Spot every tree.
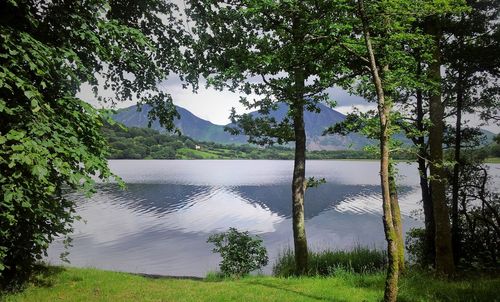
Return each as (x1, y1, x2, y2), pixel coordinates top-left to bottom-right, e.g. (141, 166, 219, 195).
(365, 0, 481, 272)
(454, 158, 500, 267)
(0, 0, 187, 289)
(319, 0, 418, 297)
(424, 14, 456, 276)
(355, 1, 405, 299)
(185, 0, 354, 275)
(325, 110, 406, 276)
(351, 0, 469, 278)
(337, 0, 466, 298)
(440, 0, 500, 265)
(421, 0, 487, 276)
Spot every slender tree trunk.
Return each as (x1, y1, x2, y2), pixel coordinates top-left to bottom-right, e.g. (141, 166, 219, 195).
(416, 84, 435, 267)
(359, 1, 399, 300)
(291, 66, 308, 275)
(389, 164, 405, 273)
(451, 80, 463, 266)
(418, 157, 435, 265)
(380, 116, 399, 302)
(425, 18, 455, 276)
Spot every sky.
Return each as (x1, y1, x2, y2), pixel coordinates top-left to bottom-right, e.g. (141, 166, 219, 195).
(77, 74, 499, 134)
(76, 0, 377, 127)
(78, 74, 374, 126)
(77, 0, 499, 134)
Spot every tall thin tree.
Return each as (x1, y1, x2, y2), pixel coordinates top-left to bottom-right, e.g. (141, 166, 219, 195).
(357, 1, 399, 298)
(185, 0, 354, 274)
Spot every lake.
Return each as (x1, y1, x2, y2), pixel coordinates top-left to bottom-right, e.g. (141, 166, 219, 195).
(47, 160, 499, 277)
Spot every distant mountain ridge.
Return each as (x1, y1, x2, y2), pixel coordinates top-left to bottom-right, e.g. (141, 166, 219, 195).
(111, 103, 370, 150)
(112, 105, 243, 144)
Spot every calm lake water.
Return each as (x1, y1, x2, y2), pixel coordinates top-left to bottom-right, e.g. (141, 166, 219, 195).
(47, 160, 500, 276)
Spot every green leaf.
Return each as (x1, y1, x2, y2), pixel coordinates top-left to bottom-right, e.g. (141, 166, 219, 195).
(32, 165, 48, 178)
(6, 130, 25, 141)
(31, 99, 40, 112)
(24, 90, 37, 100)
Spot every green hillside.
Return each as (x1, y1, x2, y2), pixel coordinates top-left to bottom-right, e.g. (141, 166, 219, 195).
(103, 122, 500, 161)
(102, 122, 385, 160)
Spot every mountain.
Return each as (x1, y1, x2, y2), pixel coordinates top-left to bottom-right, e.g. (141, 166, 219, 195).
(112, 103, 372, 150)
(252, 103, 372, 150)
(112, 105, 245, 144)
(481, 129, 497, 144)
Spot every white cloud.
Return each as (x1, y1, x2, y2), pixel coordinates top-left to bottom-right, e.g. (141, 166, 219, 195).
(335, 104, 377, 115)
(159, 77, 254, 125)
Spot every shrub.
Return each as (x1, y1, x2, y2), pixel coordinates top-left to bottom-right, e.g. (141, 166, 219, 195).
(273, 246, 387, 277)
(207, 227, 268, 277)
(405, 228, 427, 267)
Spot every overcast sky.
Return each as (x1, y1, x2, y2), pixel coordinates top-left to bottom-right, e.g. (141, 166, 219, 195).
(77, 74, 499, 134)
(78, 75, 375, 123)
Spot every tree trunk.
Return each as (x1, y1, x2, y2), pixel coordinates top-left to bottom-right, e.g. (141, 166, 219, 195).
(291, 67, 308, 275)
(359, 1, 399, 300)
(416, 85, 435, 267)
(425, 18, 455, 276)
(380, 118, 399, 302)
(451, 79, 463, 266)
(419, 157, 436, 266)
(389, 164, 405, 273)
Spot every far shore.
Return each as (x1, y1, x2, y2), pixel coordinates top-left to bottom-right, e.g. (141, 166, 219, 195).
(106, 157, 500, 163)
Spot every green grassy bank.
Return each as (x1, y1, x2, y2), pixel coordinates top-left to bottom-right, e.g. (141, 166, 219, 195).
(485, 157, 500, 163)
(3, 267, 499, 302)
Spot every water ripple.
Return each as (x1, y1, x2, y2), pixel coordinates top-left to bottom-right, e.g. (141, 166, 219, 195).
(334, 187, 422, 217)
(48, 161, 499, 277)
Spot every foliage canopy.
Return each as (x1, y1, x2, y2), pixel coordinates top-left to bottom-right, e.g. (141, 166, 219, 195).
(0, 0, 188, 289)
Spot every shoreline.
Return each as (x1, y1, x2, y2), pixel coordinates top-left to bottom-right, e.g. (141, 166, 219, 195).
(105, 157, 500, 163)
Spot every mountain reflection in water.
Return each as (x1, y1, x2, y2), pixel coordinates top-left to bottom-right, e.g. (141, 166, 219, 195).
(48, 160, 431, 276)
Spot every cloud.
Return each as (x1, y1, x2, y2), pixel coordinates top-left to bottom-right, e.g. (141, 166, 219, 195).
(159, 76, 255, 125)
(325, 87, 367, 107)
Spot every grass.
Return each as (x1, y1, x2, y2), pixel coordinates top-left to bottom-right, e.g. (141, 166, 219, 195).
(485, 157, 500, 163)
(273, 247, 387, 276)
(175, 147, 248, 159)
(2, 266, 500, 302)
(176, 147, 222, 159)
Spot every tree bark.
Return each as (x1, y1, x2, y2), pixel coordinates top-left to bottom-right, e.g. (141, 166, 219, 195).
(359, 1, 399, 300)
(291, 62, 308, 275)
(380, 118, 399, 302)
(425, 17, 455, 276)
(451, 72, 466, 266)
(389, 164, 405, 273)
(416, 84, 436, 267)
(451, 79, 463, 266)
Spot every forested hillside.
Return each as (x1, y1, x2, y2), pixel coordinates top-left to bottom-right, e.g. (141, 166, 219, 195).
(103, 122, 499, 161)
(102, 122, 388, 160)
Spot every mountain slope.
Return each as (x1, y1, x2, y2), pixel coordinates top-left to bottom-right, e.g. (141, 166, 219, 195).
(112, 103, 371, 150)
(246, 103, 372, 150)
(113, 105, 246, 144)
